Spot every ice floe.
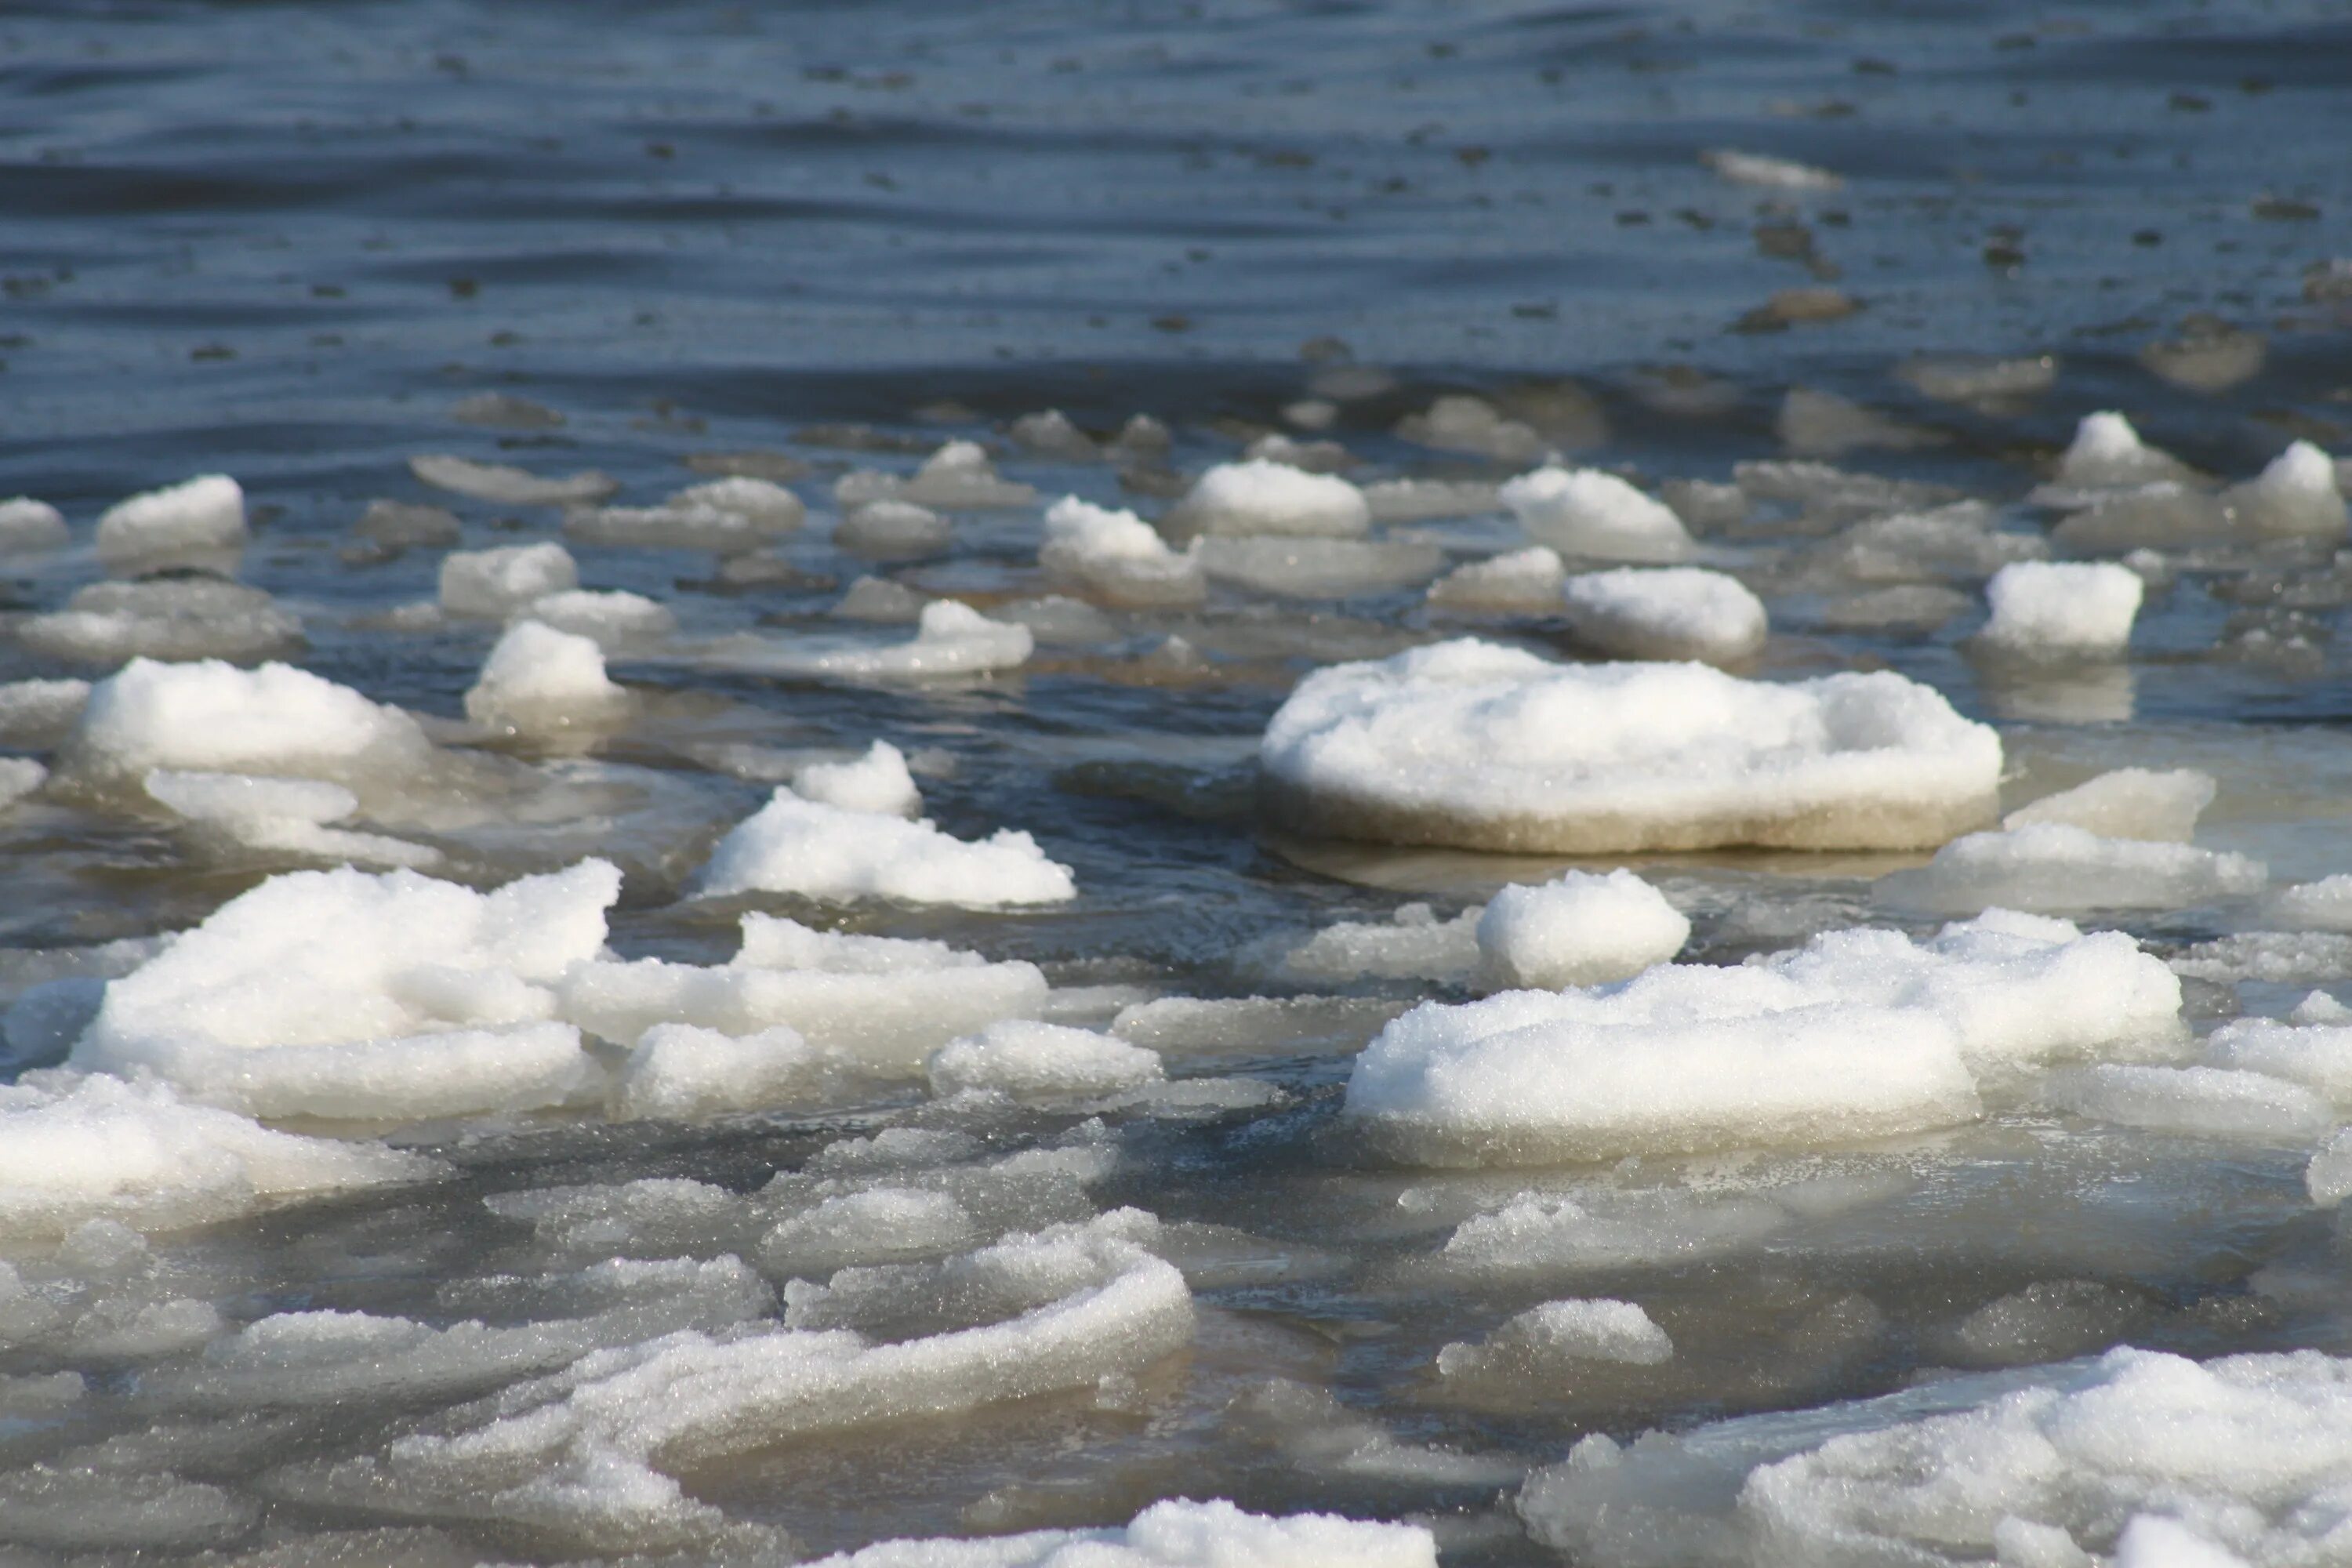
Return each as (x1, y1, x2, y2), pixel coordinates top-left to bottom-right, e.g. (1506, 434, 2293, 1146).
(1977, 561, 2143, 659)
(698, 792, 1074, 906)
(464, 620, 630, 734)
(19, 578, 302, 665)
(62, 659, 432, 790)
(1163, 459, 1370, 539)
(439, 541, 580, 619)
(1499, 467, 1695, 562)
(1040, 495, 1206, 606)
(805, 1499, 1436, 1567)
(94, 474, 246, 564)
(1475, 869, 1690, 989)
(1560, 567, 1768, 663)
(1881, 824, 2265, 914)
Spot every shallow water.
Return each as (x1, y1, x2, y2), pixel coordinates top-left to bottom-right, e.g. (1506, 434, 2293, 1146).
(5, 1, 2352, 1563)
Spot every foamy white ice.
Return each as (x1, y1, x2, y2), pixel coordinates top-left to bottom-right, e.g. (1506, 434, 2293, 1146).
(1882, 824, 2265, 914)
(2005, 768, 2215, 842)
(1039, 496, 1205, 606)
(94, 475, 247, 562)
(806, 1499, 1437, 1568)
(1476, 869, 1690, 989)
(66, 659, 431, 788)
(440, 542, 580, 618)
(1978, 562, 2143, 658)
(793, 740, 923, 817)
(667, 476, 807, 531)
(698, 792, 1074, 906)
(2276, 873, 2352, 932)
(464, 621, 628, 733)
(1259, 640, 2002, 853)
(1165, 459, 1370, 539)
(928, 1020, 1164, 1100)
(1501, 468, 1696, 562)
(1561, 568, 1768, 663)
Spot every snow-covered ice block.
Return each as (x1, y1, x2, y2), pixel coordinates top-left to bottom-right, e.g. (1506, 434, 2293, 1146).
(1164, 459, 1370, 539)
(73, 860, 619, 1120)
(94, 475, 247, 562)
(1499, 468, 1694, 562)
(439, 542, 579, 618)
(1437, 1299, 1673, 1382)
(1425, 546, 1566, 613)
(2038, 411, 2199, 503)
(793, 740, 923, 817)
(2221, 439, 2347, 540)
(464, 621, 629, 733)
(929, 1020, 1163, 1100)
(1561, 568, 1768, 664)
(0, 497, 68, 553)
(20, 578, 303, 664)
(1259, 640, 2002, 853)
(66, 659, 431, 786)
(699, 792, 1073, 906)
(615, 1023, 826, 1120)
(1476, 869, 1690, 989)
(2051, 1064, 2327, 1140)
(409, 455, 616, 506)
(1978, 561, 2142, 658)
(1039, 496, 1205, 607)
(1882, 824, 2265, 914)
(0, 1073, 430, 1236)
(2004, 768, 2215, 843)
(804, 1499, 1437, 1568)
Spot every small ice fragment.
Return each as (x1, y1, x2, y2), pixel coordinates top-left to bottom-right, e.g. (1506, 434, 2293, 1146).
(1476, 869, 1690, 988)
(2205, 1016, 2352, 1102)
(1977, 561, 2142, 658)
(0, 497, 69, 553)
(927, 1020, 1163, 1099)
(2220, 439, 2347, 540)
(1395, 394, 1548, 462)
(1426, 546, 1566, 613)
(439, 541, 580, 618)
(835, 440, 1036, 510)
(835, 499, 953, 557)
(1499, 467, 1694, 561)
(354, 499, 461, 549)
(1039, 495, 1205, 606)
(0, 758, 45, 811)
(1196, 535, 1444, 597)
(1436, 1299, 1673, 1380)
(833, 575, 931, 622)
(564, 502, 763, 554)
(792, 740, 922, 818)
(697, 792, 1075, 906)
(1283, 904, 1483, 985)
(797, 600, 1033, 680)
(517, 588, 675, 647)
(2048, 411, 2199, 495)
(1700, 147, 1842, 189)
(1163, 459, 1370, 539)
(94, 474, 247, 562)
(143, 768, 436, 869)
(1560, 567, 1768, 664)
(66, 658, 431, 786)
(1010, 408, 1098, 459)
(464, 620, 629, 733)
(665, 476, 806, 532)
(2004, 769, 2215, 843)
(408, 455, 617, 506)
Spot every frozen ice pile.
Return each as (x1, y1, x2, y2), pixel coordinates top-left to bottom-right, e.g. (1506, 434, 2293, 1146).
(464, 621, 629, 734)
(1882, 824, 2265, 914)
(63, 659, 432, 789)
(1522, 1347, 2352, 1568)
(1560, 567, 1769, 663)
(791, 740, 924, 816)
(1977, 561, 2143, 658)
(1346, 910, 2179, 1164)
(93, 474, 247, 563)
(440, 542, 580, 618)
(1499, 467, 1695, 561)
(1476, 869, 1690, 989)
(1164, 459, 1370, 539)
(1259, 639, 2002, 852)
(1039, 496, 1206, 606)
(806, 1499, 1437, 1567)
(697, 789, 1074, 906)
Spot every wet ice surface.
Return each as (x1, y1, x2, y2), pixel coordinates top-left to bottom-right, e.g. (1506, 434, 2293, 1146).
(6, 0, 2352, 1562)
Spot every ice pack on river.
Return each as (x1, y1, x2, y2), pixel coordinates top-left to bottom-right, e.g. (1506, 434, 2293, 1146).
(2, 0, 2350, 1563)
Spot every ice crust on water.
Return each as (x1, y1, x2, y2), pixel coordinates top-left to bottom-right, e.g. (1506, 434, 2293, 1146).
(439, 542, 579, 618)
(1259, 640, 2002, 853)
(1163, 459, 1370, 539)
(1561, 568, 1769, 664)
(1425, 546, 1567, 612)
(2005, 768, 2216, 842)
(0, 497, 68, 552)
(72, 861, 619, 1120)
(793, 740, 924, 816)
(1978, 562, 2143, 658)
(1347, 911, 2178, 1164)
(93, 474, 247, 562)
(20, 578, 303, 664)
(1499, 467, 1696, 561)
(65, 659, 430, 788)
(1039, 496, 1206, 606)
(698, 789, 1073, 906)
(1437, 1298, 1674, 1383)
(1523, 1347, 2352, 1568)
(0, 1073, 430, 1236)
(463, 621, 628, 733)
(1882, 824, 2266, 914)
(929, 1020, 1164, 1100)
(804, 1499, 1437, 1568)
(1476, 869, 1690, 989)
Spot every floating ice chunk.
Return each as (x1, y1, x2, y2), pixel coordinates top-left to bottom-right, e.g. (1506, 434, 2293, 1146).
(804, 601, 1033, 679)
(1881, 824, 2266, 914)
(837, 440, 1037, 510)
(837, 499, 953, 557)
(1283, 903, 1483, 984)
(74, 860, 619, 1120)
(1243, 432, 1350, 473)
(376, 1216, 1192, 1545)
(1900, 354, 2059, 408)
(94, 474, 247, 562)
(20, 577, 304, 664)
(1425, 546, 1566, 613)
(1010, 408, 1098, 460)
(2205, 1017, 2352, 1102)
(1818, 503, 2046, 586)
(1039, 495, 1205, 607)
(1476, 869, 1690, 989)
(1700, 148, 1842, 190)
(1778, 388, 1940, 458)
(1499, 468, 1694, 562)
(1736, 459, 1958, 522)
(465, 621, 628, 734)
(792, 740, 922, 817)
(0, 678, 89, 742)
(615, 1023, 826, 1120)
(143, 769, 437, 869)
(1562, 568, 1768, 664)
(734, 913, 987, 975)
(928, 1020, 1163, 1100)
(698, 791, 1073, 906)
(1820, 584, 1972, 632)
(666, 476, 806, 532)
(0, 497, 68, 553)
(1260, 640, 2002, 853)
(834, 575, 931, 622)
(1164, 459, 1370, 539)
(804, 1499, 1438, 1568)
(1978, 562, 2142, 658)
(1196, 535, 1444, 597)
(517, 588, 675, 647)
(1396, 394, 1548, 462)
(1437, 1299, 1673, 1383)
(564, 502, 763, 554)
(2042, 411, 2200, 499)
(2005, 768, 2216, 843)
(1446, 1189, 1792, 1272)
(2220, 439, 2348, 540)
(0, 1073, 429, 1237)
(2171, 931, 2352, 986)
(409, 455, 617, 506)
(1363, 477, 1503, 524)
(2052, 1064, 2327, 1140)
(2276, 874, 2352, 932)
(2307, 1129, 2352, 1206)
(439, 542, 579, 618)
(0, 758, 45, 811)
(2293, 990, 2352, 1025)
(354, 498, 462, 550)
(2049, 485, 2229, 554)
(67, 658, 431, 787)
(763, 1187, 979, 1275)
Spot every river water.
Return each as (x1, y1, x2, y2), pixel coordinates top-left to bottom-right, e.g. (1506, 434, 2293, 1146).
(3, 2, 2352, 1563)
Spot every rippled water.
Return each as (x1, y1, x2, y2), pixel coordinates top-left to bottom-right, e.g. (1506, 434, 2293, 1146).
(5, 1, 2352, 1563)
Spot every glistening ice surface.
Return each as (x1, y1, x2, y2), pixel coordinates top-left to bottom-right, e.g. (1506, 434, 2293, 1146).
(5, 0, 2352, 1563)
